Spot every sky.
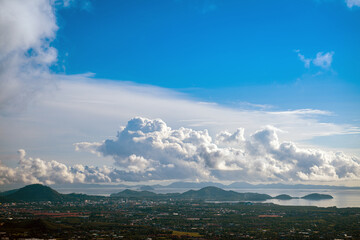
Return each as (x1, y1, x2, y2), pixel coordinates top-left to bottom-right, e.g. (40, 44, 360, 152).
(0, 0, 359, 187)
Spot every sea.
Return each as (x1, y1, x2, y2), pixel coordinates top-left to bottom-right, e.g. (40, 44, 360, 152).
(54, 187, 360, 208)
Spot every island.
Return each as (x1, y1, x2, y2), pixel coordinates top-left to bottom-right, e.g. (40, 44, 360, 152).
(302, 193, 334, 200)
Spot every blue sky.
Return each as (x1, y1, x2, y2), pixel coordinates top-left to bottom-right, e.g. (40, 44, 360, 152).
(0, 0, 359, 186)
(53, 0, 360, 121)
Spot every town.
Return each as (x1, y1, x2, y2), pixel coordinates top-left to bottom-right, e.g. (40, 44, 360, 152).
(1, 195, 359, 239)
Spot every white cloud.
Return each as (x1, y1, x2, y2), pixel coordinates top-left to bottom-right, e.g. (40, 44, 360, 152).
(0, 0, 59, 114)
(0, 149, 116, 185)
(74, 117, 214, 181)
(1, 117, 358, 184)
(56, 0, 92, 11)
(216, 128, 245, 146)
(296, 50, 311, 68)
(0, 0, 358, 186)
(346, 0, 360, 8)
(1, 77, 358, 171)
(296, 50, 334, 69)
(312, 52, 334, 69)
(74, 117, 360, 183)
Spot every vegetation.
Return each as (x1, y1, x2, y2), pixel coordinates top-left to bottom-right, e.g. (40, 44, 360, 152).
(0, 184, 336, 204)
(0, 196, 359, 239)
(274, 194, 293, 200)
(302, 193, 333, 200)
(5, 184, 64, 202)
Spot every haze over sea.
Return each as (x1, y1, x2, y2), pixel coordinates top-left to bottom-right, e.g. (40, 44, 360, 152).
(53, 186, 360, 208)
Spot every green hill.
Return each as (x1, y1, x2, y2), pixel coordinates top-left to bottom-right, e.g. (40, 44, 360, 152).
(6, 184, 64, 202)
(180, 186, 272, 201)
(1, 184, 106, 202)
(0, 184, 333, 203)
(274, 194, 293, 200)
(302, 193, 333, 200)
(180, 186, 240, 200)
(110, 186, 272, 201)
(0, 189, 19, 196)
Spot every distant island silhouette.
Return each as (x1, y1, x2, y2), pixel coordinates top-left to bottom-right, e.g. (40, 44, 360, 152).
(0, 184, 333, 203)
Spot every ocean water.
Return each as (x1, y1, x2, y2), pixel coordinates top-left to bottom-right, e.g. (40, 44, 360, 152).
(54, 187, 360, 208)
(231, 188, 360, 208)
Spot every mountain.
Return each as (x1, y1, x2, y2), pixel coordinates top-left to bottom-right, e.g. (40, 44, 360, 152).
(274, 194, 293, 200)
(183, 186, 272, 201)
(226, 182, 360, 190)
(227, 182, 256, 188)
(5, 184, 64, 202)
(180, 186, 242, 200)
(302, 193, 333, 200)
(0, 184, 106, 202)
(0, 184, 334, 203)
(165, 181, 227, 189)
(0, 189, 19, 196)
(139, 185, 155, 191)
(175, 186, 272, 201)
(110, 189, 159, 198)
(111, 186, 272, 201)
(39, 181, 359, 192)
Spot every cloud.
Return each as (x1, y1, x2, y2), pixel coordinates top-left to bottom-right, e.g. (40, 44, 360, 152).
(1, 117, 359, 185)
(296, 50, 334, 69)
(345, 0, 360, 8)
(296, 50, 311, 68)
(0, 149, 116, 185)
(0, 0, 60, 114)
(216, 129, 245, 148)
(73, 117, 360, 183)
(1, 77, 358, 170)
(0, 1, 358, 186)
(0, 0, 88, 114)
(57, 0, 92, 11)
(75, 117, 214, 181)
(312, 52, 334, 69)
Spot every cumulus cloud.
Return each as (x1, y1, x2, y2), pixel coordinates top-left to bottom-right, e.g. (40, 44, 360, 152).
(0, 0, 59, 113)
(0, 149, 115, 185)
(1, 117, 359, 184)
(74, 117, 360, 183)
(346, 0, 360, 8)
(312, 52, 334, 69)
(216, 128, 245, 146)
(296, 50, 334, 69)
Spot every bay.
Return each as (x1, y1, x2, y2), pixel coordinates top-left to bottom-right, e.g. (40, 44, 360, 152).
(54, 186, 360, 208)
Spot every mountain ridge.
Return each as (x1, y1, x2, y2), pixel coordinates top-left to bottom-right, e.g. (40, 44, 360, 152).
(0, 184, 334, 203)
(1, 184, 106, 202)
(24, 181, 358, 191)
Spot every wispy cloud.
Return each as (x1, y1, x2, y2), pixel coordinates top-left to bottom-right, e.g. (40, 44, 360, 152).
(0, 0, 358, 187)
(0, 0, 58, 114)
(345, 0, 360, 8)
(58, 0, 92, 11)
(236, 102, 274, 110)
(296, 50, 334, 70)
(295, 50, 311, 68)
(0, 0, 90, 115)
(1, 75, 357, 170)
